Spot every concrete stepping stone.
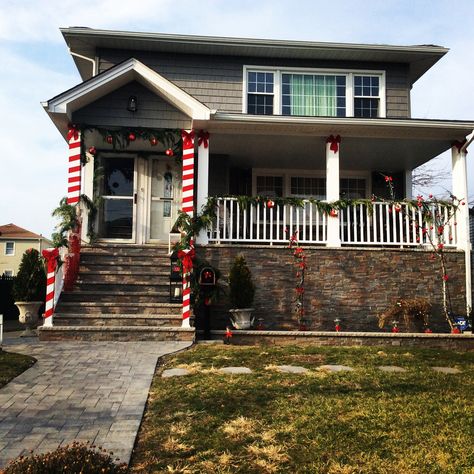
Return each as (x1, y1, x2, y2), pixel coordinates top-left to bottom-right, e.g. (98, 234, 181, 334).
(378, 366, 407, 373)
(319, 364, 354, 372)
(431, 367, 461, 374)
(219, 367, 252, 374)
(162, 368, 192, 378)
(276, 365, 309, 374)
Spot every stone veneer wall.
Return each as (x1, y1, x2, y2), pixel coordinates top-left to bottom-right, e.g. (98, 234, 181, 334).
(196, 246, 467, 333)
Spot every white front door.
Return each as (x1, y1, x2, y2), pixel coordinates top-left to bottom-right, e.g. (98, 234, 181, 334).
(147, 158, 180, 242)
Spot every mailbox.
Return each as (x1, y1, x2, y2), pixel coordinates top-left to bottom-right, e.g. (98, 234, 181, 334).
(170, 251, 182, 303)
(199, 267, 216, 286)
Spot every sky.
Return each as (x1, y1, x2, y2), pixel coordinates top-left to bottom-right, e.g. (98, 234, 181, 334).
(0, 0, 473, 238)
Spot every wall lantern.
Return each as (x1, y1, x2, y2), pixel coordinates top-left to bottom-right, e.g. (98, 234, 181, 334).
(127, 96, 138, 112)
(170, 251, 182, 303)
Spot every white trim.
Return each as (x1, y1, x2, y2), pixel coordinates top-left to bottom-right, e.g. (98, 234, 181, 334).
(45, 58, 211, 120)
(3, 269, 14, 277)
(4, 241, 15, 256)
(243, 65, 386, 118)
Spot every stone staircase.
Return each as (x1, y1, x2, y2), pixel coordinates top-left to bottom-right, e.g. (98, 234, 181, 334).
(38, 244, 195, 342)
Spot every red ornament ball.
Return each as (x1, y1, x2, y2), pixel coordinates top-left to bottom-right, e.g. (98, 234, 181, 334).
(452, 327, 461, 334)
(88, 146, 97, 155)
(150, 137, 158, 146)
(329, 209, 338, 217)
(424, 328, 433, 333)
(106, 135, 113, 144)
(128, 132, 136, 142)
(165, 148, 174, 157)
(267, 200, 275, 208)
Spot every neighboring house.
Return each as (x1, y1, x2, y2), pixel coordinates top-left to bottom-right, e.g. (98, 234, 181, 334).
(0, 224, 52, 277)
(40, 28, 473, 340)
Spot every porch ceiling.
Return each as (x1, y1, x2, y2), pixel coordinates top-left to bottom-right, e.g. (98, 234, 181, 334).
(197, 115, 474, 171)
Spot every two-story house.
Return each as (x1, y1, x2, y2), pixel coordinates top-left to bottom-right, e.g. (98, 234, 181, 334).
(40, 28, 473, 341)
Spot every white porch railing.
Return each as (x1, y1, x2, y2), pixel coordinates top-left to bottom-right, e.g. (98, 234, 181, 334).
(208, 198, 327, 244)
(207, 198, 458, 248)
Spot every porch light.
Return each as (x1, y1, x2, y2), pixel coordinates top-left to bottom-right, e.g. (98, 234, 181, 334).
(170, 251, 182, 303)
(127, 96, 138, 112)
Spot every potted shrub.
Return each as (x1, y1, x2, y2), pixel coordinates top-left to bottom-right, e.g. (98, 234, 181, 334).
(228, 254, 255, 329)
(13, 248, 46, 336)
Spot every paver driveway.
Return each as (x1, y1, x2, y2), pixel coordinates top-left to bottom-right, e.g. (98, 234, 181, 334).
(0, 335, 192, 468)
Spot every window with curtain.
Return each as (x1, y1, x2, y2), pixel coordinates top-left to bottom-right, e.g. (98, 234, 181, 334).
(282, 74, 346, 117)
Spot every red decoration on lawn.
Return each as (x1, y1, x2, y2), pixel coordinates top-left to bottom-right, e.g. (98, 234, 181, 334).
(326, 134, 341, 153)
(197, 130, 209, 148)
(224, 326, 233, 344)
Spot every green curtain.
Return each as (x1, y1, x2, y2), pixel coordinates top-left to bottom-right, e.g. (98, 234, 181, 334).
(290, 75, 336, 116)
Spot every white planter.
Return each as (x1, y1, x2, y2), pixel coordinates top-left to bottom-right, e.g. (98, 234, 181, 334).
(229, 308, 255, 330)
(15, 301, 42, 336)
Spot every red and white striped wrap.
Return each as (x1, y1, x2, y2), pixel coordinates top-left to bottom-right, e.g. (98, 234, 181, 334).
(42, 248, 59, 327)
(180, 129, 196, 327)
(181, 129, 195, 217)
(67, 125, 81, 205)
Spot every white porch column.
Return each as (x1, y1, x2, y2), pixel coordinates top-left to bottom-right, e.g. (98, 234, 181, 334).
(196, 130, 210, 245)
(404, 170, 413, 199)
(80, 149, 95, 243)
(326, 135, 341, 247)
(451, 144, 472, 314)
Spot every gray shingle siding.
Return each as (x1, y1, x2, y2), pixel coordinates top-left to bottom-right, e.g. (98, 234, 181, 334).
(98, 49, 411, 118)
(72, 81, 192, 129)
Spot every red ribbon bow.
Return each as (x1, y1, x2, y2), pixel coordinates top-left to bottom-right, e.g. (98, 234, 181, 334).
(452, 139, 468, 154)
(42, 248, 59, 273)
(67, 124, 80, 141)
(181, 130, 195, 148)
(178, 247, 195, 274)
(326, 135, 341, 153)
(198, 130, 210, 148)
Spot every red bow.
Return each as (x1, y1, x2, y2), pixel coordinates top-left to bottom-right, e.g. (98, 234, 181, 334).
(452, 139, 468, 154)
(42, 248, 59, 273)
(198, 130, 210, 148)
(181, 130, 195, 148)
(67, 124, 80, 141)
(178, 247, 195, 274)
(326, 135, 341, 153)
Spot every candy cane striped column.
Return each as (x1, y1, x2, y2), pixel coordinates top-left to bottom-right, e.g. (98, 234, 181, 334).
(67, 126, 82, 205)
(42, 248, 59, 327)
(181, 130, 195, 328)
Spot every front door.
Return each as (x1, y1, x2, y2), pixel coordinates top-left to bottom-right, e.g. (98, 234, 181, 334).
(97, 156, 137, 241)
(148, 158, 180, 242)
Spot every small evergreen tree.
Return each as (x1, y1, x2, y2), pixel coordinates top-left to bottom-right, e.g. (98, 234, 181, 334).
(12, 249, 46, 302)
(228, 255, 255, 308)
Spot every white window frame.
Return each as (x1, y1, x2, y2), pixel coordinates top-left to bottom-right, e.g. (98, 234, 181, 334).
(4, 241, 15, 256)
(243, 65, 386, 118)
(252, 169, 371, 199)
(3, 269, 14, 277)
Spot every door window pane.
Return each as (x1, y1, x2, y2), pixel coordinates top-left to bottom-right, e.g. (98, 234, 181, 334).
(102, 158, 134, 196)
(99, 200, 133, 239)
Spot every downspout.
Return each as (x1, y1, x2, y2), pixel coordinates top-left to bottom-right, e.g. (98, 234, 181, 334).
(460, 129, 473, 318)
(68, 48, 97, 77)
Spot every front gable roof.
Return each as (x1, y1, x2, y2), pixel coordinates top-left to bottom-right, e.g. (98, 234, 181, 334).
(43, 58, 211, 137)
(0, 224, 44, 240)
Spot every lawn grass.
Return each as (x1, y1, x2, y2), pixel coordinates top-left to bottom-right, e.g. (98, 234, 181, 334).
(0, 349, 36, 389)
(130, 345, 474, 474)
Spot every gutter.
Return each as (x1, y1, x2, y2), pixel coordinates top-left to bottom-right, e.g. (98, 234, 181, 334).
(69, 48, 97, 76)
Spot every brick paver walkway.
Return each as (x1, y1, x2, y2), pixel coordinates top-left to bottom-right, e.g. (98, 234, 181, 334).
(0, 335, 192, 468)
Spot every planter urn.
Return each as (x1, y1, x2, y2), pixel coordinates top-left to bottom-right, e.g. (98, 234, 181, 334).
(15, 301, 42, 336)
(229, 308, 255, 330)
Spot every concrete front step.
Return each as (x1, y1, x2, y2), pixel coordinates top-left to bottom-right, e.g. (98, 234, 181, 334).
(77, 271, 170, 282)
(72, 282, 170, 292)
(54, 313, 183, 327)
(38, 325, 195, 342)
(79, 264, 170, 273)
(60, 291, 171, 303)
(55, 301, 182, 315)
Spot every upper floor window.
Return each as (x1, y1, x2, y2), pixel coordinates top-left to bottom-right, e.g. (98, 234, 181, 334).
(247, 71, 274, 115)
(282, 74, 346, 117)
(354, 75, 380, 118)
(245, 68, 384, 118)
(5, 242, 14, 256)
